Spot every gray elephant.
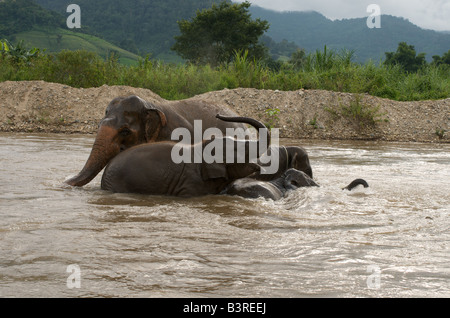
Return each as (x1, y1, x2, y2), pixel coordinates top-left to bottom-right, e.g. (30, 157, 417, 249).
(255, 145, 313, 180)
(216, 115, 313, 179)
(100, 115, 269, 197)
(223, 169, 369, 200)
(65, 95, 245, 187)
(223, 168, 319, 200)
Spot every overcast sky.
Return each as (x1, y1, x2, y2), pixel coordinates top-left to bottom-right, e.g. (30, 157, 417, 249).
(234, 0, 450, 31)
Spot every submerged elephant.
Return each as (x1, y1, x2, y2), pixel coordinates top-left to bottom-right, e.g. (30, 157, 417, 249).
(100, 115, 269, 197)
(216, 115, 312, 179)
(65, 95, 246, 187)
(223, 168, 369, 200)
(255, 145, 313, 180)
(223, 168, 319, 200)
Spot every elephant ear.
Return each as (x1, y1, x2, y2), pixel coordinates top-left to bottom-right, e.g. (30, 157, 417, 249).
(144, 103, 167, 142)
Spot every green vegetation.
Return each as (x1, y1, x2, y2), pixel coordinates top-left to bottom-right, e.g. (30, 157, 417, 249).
(435, 128, 446, 139)
(1, 0, 448, 102)
(325, 95, 388, 128)
(12, 27, 141, 65)
(172, 1, 269, 66)
(264, 107, 281, 129)
(0, 0, 143, 65)
(1, 46, 449, 101)
(249, 6, 450, 63)
(34, 0, 228, 61)
(384, 42, 426, 72)
(0, 0, 63, 37)
(0, 39, 40, 64)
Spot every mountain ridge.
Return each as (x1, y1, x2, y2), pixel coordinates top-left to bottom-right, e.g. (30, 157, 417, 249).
(249, 6, 450, 62)
(3, 0, 449, 63)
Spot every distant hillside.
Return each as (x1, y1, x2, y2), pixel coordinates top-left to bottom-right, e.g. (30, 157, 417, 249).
(14, 27, 141, 65)
(34, 0, 226, 62)
(0, 0, 140, 64)
(0, 0, 63, 37)
(33, 0, 300, 63)
(249, 6, 450, 62)
(7, 1, 449, 64)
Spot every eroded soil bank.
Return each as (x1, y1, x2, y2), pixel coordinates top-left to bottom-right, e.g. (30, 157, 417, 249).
(1, 80, 448, 142)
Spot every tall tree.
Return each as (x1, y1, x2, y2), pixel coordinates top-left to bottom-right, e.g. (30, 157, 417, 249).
(171, 1, 269, 65)
(384, 42, 426, 72)
(431, 49, 450, 66)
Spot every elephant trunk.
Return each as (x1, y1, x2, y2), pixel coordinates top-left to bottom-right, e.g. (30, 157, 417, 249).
(65, 125, 120, 187)
(343, 178, 369, 191)
(215, 114, 270, 153)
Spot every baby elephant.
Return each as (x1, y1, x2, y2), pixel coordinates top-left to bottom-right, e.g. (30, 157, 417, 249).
(223, 168, 319, 200)
(255, 145, 313, 180)
(223, 169, 369, 200)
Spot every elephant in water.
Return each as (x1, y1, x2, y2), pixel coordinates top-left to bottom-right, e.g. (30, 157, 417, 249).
(212, 115, 313, 180)
(65, 95, 245, 187)
(223, 168, 319, 200)
(223, 168, 369, 200)
(254, 145, 313, 180)
(100, 115, 270, 197)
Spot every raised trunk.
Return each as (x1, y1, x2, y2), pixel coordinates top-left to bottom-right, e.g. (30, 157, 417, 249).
(65, 125, 120, 187)
(215, 114, 270, 155)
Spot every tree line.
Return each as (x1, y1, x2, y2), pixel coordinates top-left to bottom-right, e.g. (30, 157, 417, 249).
(171, 1, 450, 72)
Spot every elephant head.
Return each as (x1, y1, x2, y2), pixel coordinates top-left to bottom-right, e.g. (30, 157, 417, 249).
(282, 168, 319, 190)
(65, 95, 167, 187)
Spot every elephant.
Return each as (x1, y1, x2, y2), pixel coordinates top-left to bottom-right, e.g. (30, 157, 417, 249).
(65, 95, 246, 187)
(223, 168, 318, 200)
(255, 145, 313, 180)
(100, 115, 270, 197)
(223, 168, 369, 200)
(212, 115, 313, 179)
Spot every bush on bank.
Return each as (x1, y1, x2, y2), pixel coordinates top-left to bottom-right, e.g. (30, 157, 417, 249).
(0, 48, 449, 101)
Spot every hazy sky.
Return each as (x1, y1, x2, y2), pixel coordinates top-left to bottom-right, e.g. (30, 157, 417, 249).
(234, 0, 450, 31)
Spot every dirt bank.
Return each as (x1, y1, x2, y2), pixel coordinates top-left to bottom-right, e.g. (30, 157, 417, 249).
(0, 80, 448, 143)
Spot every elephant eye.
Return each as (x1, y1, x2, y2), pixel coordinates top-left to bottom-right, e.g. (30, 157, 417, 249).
(119, 127, 132, 137)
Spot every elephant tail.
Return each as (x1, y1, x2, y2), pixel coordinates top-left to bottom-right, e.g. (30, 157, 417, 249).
(216, 114, 270, 147)
(342, 178, 369, 191)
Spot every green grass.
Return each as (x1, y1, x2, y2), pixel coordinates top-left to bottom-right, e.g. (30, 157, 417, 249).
(325, 94, 388, 128)
(12, 27, 140, 65)
(1, 48, 449, 101)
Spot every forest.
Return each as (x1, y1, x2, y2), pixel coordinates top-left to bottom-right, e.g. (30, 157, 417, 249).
(1, 0, 449, 102)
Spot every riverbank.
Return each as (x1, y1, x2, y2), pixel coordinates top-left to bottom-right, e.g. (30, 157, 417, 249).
(0, 80, 448, 142)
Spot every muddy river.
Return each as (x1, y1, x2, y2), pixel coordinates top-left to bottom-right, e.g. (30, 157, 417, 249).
(0, 133, 448, 297)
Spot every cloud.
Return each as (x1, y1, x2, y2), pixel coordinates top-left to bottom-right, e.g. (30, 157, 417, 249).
(235, 0, 450, 31)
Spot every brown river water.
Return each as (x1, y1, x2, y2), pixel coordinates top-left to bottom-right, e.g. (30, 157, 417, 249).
(0, 133, 449, 297)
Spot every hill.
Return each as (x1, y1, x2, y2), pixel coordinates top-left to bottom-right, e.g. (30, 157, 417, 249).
(3, 1, 449, 63)
(1, 0, 140, 64)
(13, 27, 141, 65)
(249, 6, 450, 62)
(34, 0, 225, 62)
